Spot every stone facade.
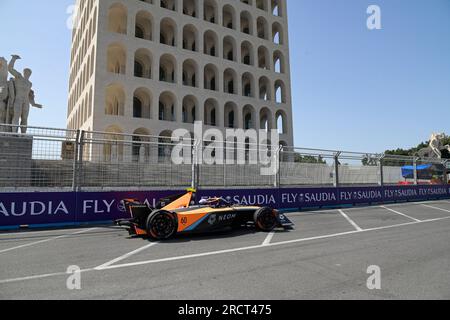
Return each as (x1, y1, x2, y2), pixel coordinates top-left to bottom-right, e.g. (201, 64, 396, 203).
(67, 0, 294, 155)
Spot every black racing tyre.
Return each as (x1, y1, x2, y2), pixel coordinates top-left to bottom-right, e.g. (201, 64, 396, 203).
(146, 210, 178, 240)
(254, 207, 278, 232)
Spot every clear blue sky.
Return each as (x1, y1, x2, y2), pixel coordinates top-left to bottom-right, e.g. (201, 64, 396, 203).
(0, 0, 449, 153)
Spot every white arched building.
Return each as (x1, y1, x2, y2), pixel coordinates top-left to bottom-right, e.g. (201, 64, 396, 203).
(67, 0, 294, 151)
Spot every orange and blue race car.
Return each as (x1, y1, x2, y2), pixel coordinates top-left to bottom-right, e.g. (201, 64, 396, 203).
(115, 189, 294, 240)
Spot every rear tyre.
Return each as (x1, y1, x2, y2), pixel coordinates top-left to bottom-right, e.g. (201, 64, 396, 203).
(254, 207, 278, 232)
(146, 210, 177, 240)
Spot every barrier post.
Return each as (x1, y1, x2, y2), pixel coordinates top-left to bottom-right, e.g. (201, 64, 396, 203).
(413, 157, 418, 185)
(191, 139, 200, 190)
(333, 152, 341, 188)
(191, 139, 196, 189)
(274, 145, 282, 188)
(444, 160, 449, 185)
(77, 131, 85, 191)
(378, 155, 384, 187)
(72, 130, 80, 191)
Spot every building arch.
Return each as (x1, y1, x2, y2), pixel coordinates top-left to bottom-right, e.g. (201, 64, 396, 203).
(107, 42, 126, 74)
(223, 35, 237, 61)
(204, 98, 218, 126)
(256, 16, 269, 40)
(204, 0, 218, 24)
(103, 125, 124, 162)
(160, 17, 177, 46)
(256, 0, 268, 11)
(133, 87, 152, 119)
(135, 10, 153, 41)
(260, 107, 273, 131)
(158, 130, 174, 161)
(272, 22, 284, 45)
(241, 41, 254, 66)
(243, 104, 256, 130)
(240, 11, 253, 35)
(275, 79, 286, 103)
(204, 64, 218, 91)
(182, 59, 198, 87)
(224, 101, 237, 128)
(182, 95, 198, 123)
(159, 53, 176, 83)
(258, 46, 270, 70)
(258, 76, 271, 101)
(242, 72, 255, 97)
(107, 3, 127, 34)
(273, 50, 285, 74)
(183, 0, 197, 17)
(271, 0, 284, 17)
(159, 91, 177, 121)
(105, 83, 125, 116)
(203, 30, 218, 57)
(161, 0, 176, 11)
(276, 110, 288, 134)
(132, 128, 151, 162)
(223, 68, 238, 94)
(222, 4, 236, 29)
(134, 48, 152, 78)
(183, 24, 198, 51)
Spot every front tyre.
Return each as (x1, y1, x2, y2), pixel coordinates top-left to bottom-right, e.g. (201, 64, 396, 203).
(254, 207, 278, 232)
(146, 210, 178, 240)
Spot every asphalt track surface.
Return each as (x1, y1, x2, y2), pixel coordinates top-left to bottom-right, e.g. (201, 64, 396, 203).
(1, 200, 450, 300)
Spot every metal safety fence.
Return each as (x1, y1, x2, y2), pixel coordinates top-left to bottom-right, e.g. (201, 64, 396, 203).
(0, 125, 448, 192)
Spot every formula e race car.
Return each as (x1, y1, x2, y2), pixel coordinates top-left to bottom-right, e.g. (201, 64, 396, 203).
(115, 189, 294, 240)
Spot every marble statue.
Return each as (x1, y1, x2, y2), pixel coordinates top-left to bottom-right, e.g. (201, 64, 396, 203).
(417, 133, 450, 159)
(0, 57, 8, 129)
(8, 55, 43, 133)
(0, 55, 43, 134)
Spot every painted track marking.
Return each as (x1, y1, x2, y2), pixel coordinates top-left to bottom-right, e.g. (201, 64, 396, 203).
(0, 228, 98, 254)
(95, 242, 159, 270)
(2, 215, 450, 285)
(380, 206, 421, 222)
(95, 216, 450, 271)
(262, 232, 275, 246)
(338, 210, 363, 231)
(421, 204, 450, 214)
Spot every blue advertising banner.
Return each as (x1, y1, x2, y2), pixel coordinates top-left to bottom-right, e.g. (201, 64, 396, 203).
(76, 190, 183, 223)
(0, 192, 76, 227)
(0, 185, 449, 228)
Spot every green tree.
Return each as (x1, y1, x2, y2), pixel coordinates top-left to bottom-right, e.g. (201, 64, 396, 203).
(294, 153, 327, 164)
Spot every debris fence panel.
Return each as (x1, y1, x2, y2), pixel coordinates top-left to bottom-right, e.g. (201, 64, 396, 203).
(0, 125, 448, 191)
(0, 126, 77, 191)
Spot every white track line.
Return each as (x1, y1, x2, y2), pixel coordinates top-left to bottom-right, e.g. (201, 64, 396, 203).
(1, 216, 450, 284)
(421, 204, 450, 213)
(0, 227, 102, 237)
(380, 206, 421, 222)
(338, 210, 363, 231)
(0, 268, 95, 284)
(100, 216, 450, 271)
(95, 242, 159, 270)
(262, 232, 275, 246)
(0, 228, 98, 254)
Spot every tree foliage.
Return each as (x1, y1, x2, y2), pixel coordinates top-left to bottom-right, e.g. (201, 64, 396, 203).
(384, 136, 450, 159)
(294, 154, 327, 164)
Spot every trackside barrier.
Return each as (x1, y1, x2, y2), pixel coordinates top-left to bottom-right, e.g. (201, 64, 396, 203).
(1, 125, 448, 191)
(1, 185, 449, 229)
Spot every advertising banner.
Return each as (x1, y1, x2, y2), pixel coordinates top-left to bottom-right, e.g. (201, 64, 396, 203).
(0, 192, 76, 227)
(76, 190, 183, 223)
(0, 185, 449, 228)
